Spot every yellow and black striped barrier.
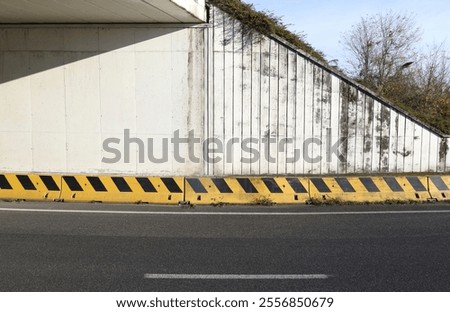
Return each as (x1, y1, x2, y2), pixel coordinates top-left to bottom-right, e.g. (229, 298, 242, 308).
(428, 175, 450, 201)
(0, 174, 62, 201)
(308, 176, 432, 203)
(0, 174, 184, 204)
(184, 177, 310, 204)
(1, 173, 450, 205)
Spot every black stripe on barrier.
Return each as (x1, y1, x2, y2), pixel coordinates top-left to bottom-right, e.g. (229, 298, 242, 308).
(136, 178, 157, 193)
(87, 177, 107, 192)
(187, 178, 207, 194)
(112, 177, 132, 193)
(17, 175, 36, 190)
(63, 176, 84, 191)
(162, 178, 183, 193)
(384, 177, 404, 192)
(212, 178, 233, 193)
(335, 177, 355, 193)
(0, 175, 13, 190)
(310, 178, 331, 193)
(286, 178, 308, 193)
(407, 177, 427, 192)
(359, 178, 380, 193)
(262, 178, 283, 193)
(237, 178, 258, 194)
(430, 176, 449, 191)
(40, 176, 60, 191)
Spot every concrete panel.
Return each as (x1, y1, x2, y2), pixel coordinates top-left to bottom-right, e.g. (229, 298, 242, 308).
(320, 71, 332, 174)
(446, 139, 450, 171)
(295, 56, 306, 174)
(286, 50, 298, 174)
(388, 109, 399, 173)
(99, 51, 136, 133)
(66, 131, 102, 173)
(329, 75, 341, 174)
(268, 40, 280, 174)
(29, 53, 66, 133)
(346, 86, 358, 174)
(420, 131, 431, 172)
(64, 53, 101, 134)
(135, 52, 173, 134)
(99, 28, 135, 52)
(413, 124, 423, 172)
(232, 21, 243, 175)
(0, 132, 32, 172)
(379, 105, 391, 172)
(277, 46, 289, 175)
(241, 35, 253, 175)
(28, 28, 65, 51)
(363, 96, 374, 173)
(134, 28, 174, 52)
(2, 29, 27, 51)
(395, 115, 407, 172)
(303, 60, 314, 174)
(250, 40, 262, 175)
(403, 119, 415, 172)
(429, 135, 440, 173)
(32, 132, 67, 172)
(354, 90, 365, 173)
(63, 28, 100, 52)
(0, 78, 32, 132)
(259, 38, 271, 175)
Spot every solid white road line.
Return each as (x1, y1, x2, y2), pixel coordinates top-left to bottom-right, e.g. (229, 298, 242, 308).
(143, 274, 331, 280)
(1, 207, 450, 216)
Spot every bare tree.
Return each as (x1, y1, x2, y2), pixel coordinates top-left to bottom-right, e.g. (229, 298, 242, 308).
(342, 11, 421, 93)
(341, 11, 450, 133)
(415, 43, 450, 99)
(413, 44, 450, 130)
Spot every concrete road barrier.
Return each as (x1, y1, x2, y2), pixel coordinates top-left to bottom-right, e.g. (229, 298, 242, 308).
(0, 173, 448, 204)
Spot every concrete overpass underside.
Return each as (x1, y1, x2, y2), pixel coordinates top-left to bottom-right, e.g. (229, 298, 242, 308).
(0, 0, 206, 23)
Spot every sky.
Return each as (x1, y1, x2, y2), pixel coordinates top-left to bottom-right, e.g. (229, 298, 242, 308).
(250, 0, 450, 68)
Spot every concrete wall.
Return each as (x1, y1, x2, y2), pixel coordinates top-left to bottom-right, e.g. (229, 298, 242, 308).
(0, 25, 205, 176)
(0, 6, 448, 177)
(206, 7, 449, 175)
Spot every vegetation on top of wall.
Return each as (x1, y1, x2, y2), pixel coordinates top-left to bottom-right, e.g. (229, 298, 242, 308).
(208, 0, 326, 62)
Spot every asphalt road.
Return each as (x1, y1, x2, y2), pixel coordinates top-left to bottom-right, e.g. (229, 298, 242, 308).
(0, 201, 449, 292)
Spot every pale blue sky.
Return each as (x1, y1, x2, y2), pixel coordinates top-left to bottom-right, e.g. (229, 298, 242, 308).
(250, 0, 450, 67)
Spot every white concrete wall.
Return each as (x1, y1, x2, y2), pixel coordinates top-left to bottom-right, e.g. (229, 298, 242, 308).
(1, 7, 448, 177)
(0, 25, 205, 176)
(206, 7, 448, 175)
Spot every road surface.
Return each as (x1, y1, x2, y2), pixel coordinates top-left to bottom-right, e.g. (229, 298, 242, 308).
(0, 201, 449, 291)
